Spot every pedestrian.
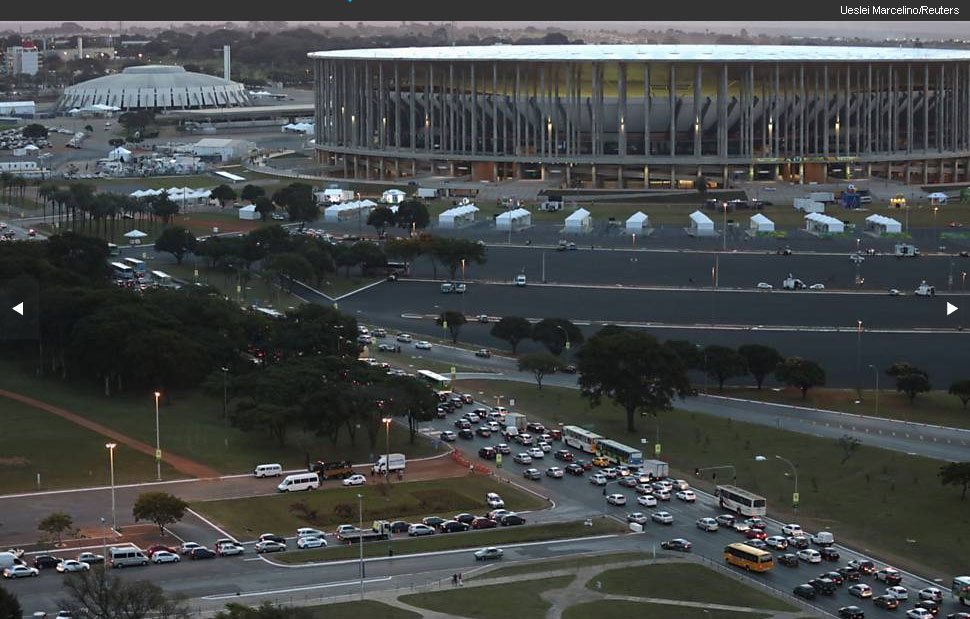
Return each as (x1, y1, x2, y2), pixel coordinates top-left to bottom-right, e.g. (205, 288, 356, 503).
(452, 573, 458, 586)
(458, 573, 463, 586)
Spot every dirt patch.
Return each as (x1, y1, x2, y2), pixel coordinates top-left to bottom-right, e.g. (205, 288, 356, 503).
(0, 457, 30, 467)
(175, 214, 264, 233)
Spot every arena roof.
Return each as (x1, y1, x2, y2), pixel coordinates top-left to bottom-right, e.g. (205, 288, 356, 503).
(309, 44, 970, 63)
(68, 65, 239, 90)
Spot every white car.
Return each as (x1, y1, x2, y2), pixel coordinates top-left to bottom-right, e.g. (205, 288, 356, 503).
(297, 536, 327, 549)
(757, 282, 773, 289)
(732, 520, 751, 532)
(76, 552, 104, 564)
(654, 489, 672, 501)
(849, 583, 873, 598)
(151, 551, 180, 564)
(414, 341, 432, 350)
(906, 609, 934, 619)
(396, 333, 413, 342)
(343, 474, 367, 486)
(335, 524, 357, 535)
(627, 512, 649, 524)
(606, 493, 627, 506)
(886, 586, 909, 600)
(918, 587, 943, 602)
(651, 511, 674, 524)
(515, 274, 527, 287)
(796, 549, 821, 563)
(589, 473, 607, 486)
(216, 543, 244, 556)
(179, 542, 202, 555)
(889, 288, 902, 296)
(765, 535, 789, 550)
(809, 283, 825, 290)
(675, 490, 696, 502)
(513, 453, 533, 464)
(696, 517, 719, 532)
(408, 524, 435, 537)
(637, 494, 658, 507)
(486, 493, 504, 508)
(2, 565, 38, 578)
(527, 447, 545, 459)
(545, 466, 564, 478)
(537, 441, 552, 452)
(781, 523, 803, 536)
(297, 527, 324, 538)
(56, 560, 91, 572)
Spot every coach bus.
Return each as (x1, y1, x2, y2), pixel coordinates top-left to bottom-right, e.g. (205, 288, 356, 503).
(122, 257, 147, 275)
(724, 543, 774, 573)
(417, 369, 451, 393)
(953, 576, 970, 607)
(110, 262, 134, 280)
(562, 426, 603, 454)
(595, 438, 644, 467)
(716, 485, 767, 517)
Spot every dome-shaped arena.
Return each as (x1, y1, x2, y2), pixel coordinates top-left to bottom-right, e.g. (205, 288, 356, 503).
(58, 65, 252, 111)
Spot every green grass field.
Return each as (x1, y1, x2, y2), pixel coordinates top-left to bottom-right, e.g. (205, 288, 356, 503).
(399, 575, 574, 619)
(589, 563, 797, 612)
(563, 600, 771, 619)
(308, 601, 419, 619)
(459, 379, 970, 577)
(0, 398, 181, 493)
(468, 551, 652, 580)
(273, 518, 624, 564)
(720, 386, 970, 430)
(191, 475, 547, 540)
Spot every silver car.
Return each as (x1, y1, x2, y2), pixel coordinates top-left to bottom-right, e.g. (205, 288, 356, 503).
(695, 517, 719, 532)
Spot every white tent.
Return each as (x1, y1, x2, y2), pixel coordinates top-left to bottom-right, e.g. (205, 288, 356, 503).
(689, 210, 715, 236)
(749, 213, 775, 232)
(438, 204, 480, 228)
(625, 211, 649, 232)
(805, 212, 845, 234)
(564, 208, 592, 233)
(496, 208, 532, 231)
(281, 122, 314, 134)
(108, 146, 131, 162)
(238, 204, 259, 220)
(865, 213, 902, 234)
(124, 229, 147, 245)
(382, 189, 406, 204)
(324, 199, 377, 223)
(928, 192, 948, 205)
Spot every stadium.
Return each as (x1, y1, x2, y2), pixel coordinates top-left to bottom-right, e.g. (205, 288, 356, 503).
(309, 44, 970, 187)
(57, 65, 252, 112)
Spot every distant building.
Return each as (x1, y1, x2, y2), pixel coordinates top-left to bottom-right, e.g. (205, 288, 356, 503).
(0, 101, 36, 117)
(190, 138, 256, 162)
(4, 45, 41, 76)
(0, 160, 50, 179)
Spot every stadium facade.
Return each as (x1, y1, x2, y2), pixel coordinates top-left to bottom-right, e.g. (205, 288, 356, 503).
(309, 45, 970, 187)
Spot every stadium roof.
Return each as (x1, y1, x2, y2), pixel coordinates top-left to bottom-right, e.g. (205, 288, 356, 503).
(309, 44, 970, 63)
(68, 65, 238, 90)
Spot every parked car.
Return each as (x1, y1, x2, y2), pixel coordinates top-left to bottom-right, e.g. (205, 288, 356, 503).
(150, 551, 180, 564)
(661, 538, 692, 552)
(76, 552, 104, 564)
(439, 520, 470, 534)
(297, 536, 327, 549)
(56, 560, 91, 572)
(33, 555, 60, 570)
(179, 542, 203, 555)
(2, 566, 38, 579)
(343, 474, 367, 486)
(500, 514, 526, 526)
(144, 545, 177, 557)
(471, 518, 498, 530)
(216, 543, 244, 556)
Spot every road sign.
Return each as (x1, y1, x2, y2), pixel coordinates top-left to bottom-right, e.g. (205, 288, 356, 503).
(654, 443, 661, 457)
(640, 438, 647, 444)
(792, 492, 800, 506)
(155, 449, 162, 460)
(510, 399, 515, 407)
(495, 454, 502, 468)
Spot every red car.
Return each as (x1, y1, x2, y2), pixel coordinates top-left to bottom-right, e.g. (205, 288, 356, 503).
(548, 429, 562, 441)
(745, 528, 768, 540)
(470, 518, 498, 530)
(574, 459, 594, 470)
(145, 545, 177, 557)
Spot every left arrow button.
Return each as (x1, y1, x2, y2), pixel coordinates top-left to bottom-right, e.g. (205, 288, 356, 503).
(12, 302, 24, 316)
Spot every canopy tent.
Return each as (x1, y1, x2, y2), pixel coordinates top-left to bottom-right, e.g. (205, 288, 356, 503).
(749, 213, 775, 232)
(324, 199, 377, 223)
(238, 204, 259, 220)
(124, 229, 147, 245)
(564, 208, 592, 233)
(865, 213, 902, 234)
(108, 146, 131, 162)
(382, 189, 406, 204)
(438, 204, 480, 228)
(688, 210, 715, 236)
(625, 211, 649, 232)
(281, 122, 314, 134)
(804, 212, 845, 234)
(927, 192, 949, 205)
(496, 207, 532, 231)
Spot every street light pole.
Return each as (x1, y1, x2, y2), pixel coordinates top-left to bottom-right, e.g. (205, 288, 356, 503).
(869, 364, 879, 416)
(722, 203, 728, 251)
(153, 391, 161, 482)
(105, 443, 117, 532)
(358, 493, 365, 600)
(856, 320, 863, 398)
(382, 417, 392, 483)
(221, 367, 229, 426)
(757, 454, 799, 513)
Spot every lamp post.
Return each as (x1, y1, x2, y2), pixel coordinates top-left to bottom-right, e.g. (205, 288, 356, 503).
(105, 442, 117, 532)
(382, 417, 392, 483)
(722, 202, 728, 251)
(755, 454, 798, 513)
(555, 325, 571, 362)
(100, 517, 107, 566)
(856, 320, 863, 398)
(868, 364, 879, 416)
(153, 391, 162, 481)
(358, 493, 365, 600)
(221, 367, 229, 426)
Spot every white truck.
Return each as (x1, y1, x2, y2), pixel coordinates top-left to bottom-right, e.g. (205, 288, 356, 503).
(793, 198, 825, 213)
(0, 551, 24, 569)
(782, 274, 806, 290)
(915, 281, 936, 296)
(811, 531, 835, 546)
(372, 453, 406, 474)
(503, 412, 527, 440)
(894, 243, 920, 257)
(639, 459, 670, 479)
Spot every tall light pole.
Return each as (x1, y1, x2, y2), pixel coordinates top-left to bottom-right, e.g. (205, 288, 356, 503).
(221, 367, 229, 426)
(755, 454, 799, 513)
(358, 492, 365, 600)
(722, 202, 728, 251)
(555, 325, 571, 362)
(868, 364, 879, 416)
(382, 417, 392, 483)
(105, 442, 117, 532)
(153, 391, 161, 481)
(856, 320, 863, 398)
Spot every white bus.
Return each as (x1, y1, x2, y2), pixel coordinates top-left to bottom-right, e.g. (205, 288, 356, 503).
(110, 262, 134, 280)
(106, 242, 121, 256)
(716, 485, 767, 517)
(595, 438, 644, 467)
(150, 270, 175, 288)
(122, 257, 147, 275)
(417, 369, 451, 392)
(253, 306, 285, 319)
(562, 426, 603, 454)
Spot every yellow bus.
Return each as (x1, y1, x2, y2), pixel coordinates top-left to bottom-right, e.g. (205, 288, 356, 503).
(724, 543, 774, 573)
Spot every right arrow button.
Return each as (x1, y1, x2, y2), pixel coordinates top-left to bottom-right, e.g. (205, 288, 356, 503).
(947, 302, 958, 316)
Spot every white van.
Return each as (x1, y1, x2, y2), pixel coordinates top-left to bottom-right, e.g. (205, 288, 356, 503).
(277, 473, 320, 492)
(108, 546, 148, 568)
(254, 463, 283, 478)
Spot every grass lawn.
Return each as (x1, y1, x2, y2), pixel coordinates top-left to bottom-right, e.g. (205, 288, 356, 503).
(0, 359, 443, 479)
(273, 518, 625, 564)
(0, 398, 181, 493)
(459, 379, 970, 578)
(468, 551, 651, 580)
(307, 600, 420, 619)
(399, 575, 574, 619)
(317, 275, 383, 298)
(191, 475, 547, 540)
(152, 260, 308, 311)
(719, 386, 970, 430)
(563, 600, 771, 619)
(589, 563, 797, 612)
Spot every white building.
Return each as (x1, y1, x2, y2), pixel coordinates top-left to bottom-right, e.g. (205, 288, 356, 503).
(688, 210, 715, 236)
(0, 101, 35, 117)
(438, 204, 480, 228)
(238, 204, 259, 220)
(625, 211, 649, 232)
(0, 160, 49, 179)
(5, 46, 40, 76)
(749, 213, 775, 233)
(865, 214, 902, 234)
(564, 208, 592, 233)
(324, 199, 376, 223)
(190, 138, 255, 162)
(496, 208, 532, 231)
(805, 212, 845, 234)
(382, 189, 406, 204)
(793, 198, 825, 213)
(316, 187, 355, 204)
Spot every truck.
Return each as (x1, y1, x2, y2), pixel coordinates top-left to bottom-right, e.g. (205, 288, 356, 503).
(309, 460, 354, 480)
(914, 280, 936, 296)
(0, 551, 25, 570)
(894, 243, 920, 257)
(953, 576, 970, 607)
(336, 520, 391, 544)
(638, 459, 670, 479)
(793, 198, 825, 213)
(503, 412, 527, 440)
(372, 453, 406, 474)
(811, 531, 834, 546)
(782, 274, 806, 290)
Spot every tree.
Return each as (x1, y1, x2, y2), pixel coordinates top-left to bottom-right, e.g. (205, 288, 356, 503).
(939, 461, 970, 500)
(132, 492, 189, 535)
(738, 344, 784, 389)
(118, 110, 155, 135)
(264, 252, 313, 292)
(433, 237, 488, 280)
(38, 511, 74, 545)
(273, 183, 318, 223)
(149, 193, 179, 225)
(694, 174, 709, 195)
(531, 318, 584, 356)
(774, 357, 826, 399)
(837, 435, 862, 465)
(253, 196, 274, 222)
(436, 310, 467, 343)
(210, 184, 237, 207)
(949, 379, 970, 409)
(702, 345, 747, 391)
(60, 567, 189, 619)
(886, 362, 930, 403)
(240, 184, 265, 203)
(575, 327, 692, 433)
(0, 586, 22, 619)
(367, 206, 396, 234)
(491, 316, 532, 354)
(22, 123, 48, 139)
(664, 340, 703, 370)
(154, 226, 197, 265)
(395, 199, 430, 229)
(518, 352, 562, 389)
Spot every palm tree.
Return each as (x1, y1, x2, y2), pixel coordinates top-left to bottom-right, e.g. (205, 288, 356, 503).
(37, 182, 58, 225)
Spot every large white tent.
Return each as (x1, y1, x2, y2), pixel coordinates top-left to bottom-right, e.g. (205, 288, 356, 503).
(749, 213, 775, 232)
(238, 204, 259, 220)
(438, 204, 480, 228)
(124, 229, 147, 245)
(496, 208, 532, 231)
(625, 211, 649, 232)
(928, 192, 949, 205)
(382, 189, 406, 204)
(865, 213, 902, 234)
(324, 199, 377, 223)
(564, 208, 592, 233)
(688, 210, 715, 236)
(805, 212, 845, 234)
(108, 146, 132, 162)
